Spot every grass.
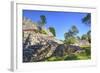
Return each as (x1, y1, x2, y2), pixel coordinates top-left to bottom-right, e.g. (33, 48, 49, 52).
(38, 45, 91, 62)
(64, 54, 79, 60)
(46, 46, 91, 61)
(76, 53, 90, 60)
(80, 45, 91, 57)
(47, 54, 79, 61)
(47, 56, 64, 61)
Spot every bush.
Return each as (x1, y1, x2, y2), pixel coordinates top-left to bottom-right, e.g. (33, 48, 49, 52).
(64, 37, 77, 45)
(40, 29, 47, 34)
(48, 27, 56, 36)
(34, 30, 39, 33)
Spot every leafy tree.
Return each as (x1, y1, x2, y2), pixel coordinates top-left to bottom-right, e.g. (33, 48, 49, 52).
(48, 27, 56, 36)
(64, 25, 79, 39)
(82, 13, 91, 43)
(87, 30, 91, 43)
(81, 30, 91, 43)
(64, 32, 71, 40)
(37, 15, 47, 31)
(40, 15, 47, 26)
(69, 25, 79, 36)
(64, 36, 77, 44)
(64, 25, 79, 44)
(77, 36, 81, 40)
(87, 30, 91, 35)
(81, 34, 88, 40)
(82, 13, 91, 26)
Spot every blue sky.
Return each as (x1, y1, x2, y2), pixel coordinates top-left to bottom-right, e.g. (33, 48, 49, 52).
(23, 10, 91, 40)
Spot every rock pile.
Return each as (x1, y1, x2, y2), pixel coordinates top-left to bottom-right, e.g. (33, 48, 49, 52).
(23, 33, 84, 62)
(23, 39, 58, 62)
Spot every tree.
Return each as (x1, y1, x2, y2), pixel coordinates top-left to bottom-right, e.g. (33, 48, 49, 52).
(77, 36, 81, 40)
(82, 13, 91, 43)
(64, 25, 79, 44)
(69, 25, 79, 36)
(64, 36, 77, 45)
(81, 34, 88, 40)
(64, 32, 71, 40)
(40, 15, 47, 26)
(81, 30, 91, 43)
(87, 30, 91, 36)
(48, 27, 56, 36)
(82, 13, 91, 26)
(87, 30, 91, 43)
(37, 15, 47, 31)
(64, 25, 79, 39)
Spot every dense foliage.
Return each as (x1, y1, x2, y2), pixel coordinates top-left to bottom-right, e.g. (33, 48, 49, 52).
(82, 13, 91, 26)
(64, 25, 79, 44)
(48, 27, 56, 36)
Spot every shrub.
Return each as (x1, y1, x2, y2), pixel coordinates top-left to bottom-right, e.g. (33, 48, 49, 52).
(48, 27, 56, 36)
(34, 30, 39, 33)
(64, 36, 77, 45)
(40, 29, 47, 34)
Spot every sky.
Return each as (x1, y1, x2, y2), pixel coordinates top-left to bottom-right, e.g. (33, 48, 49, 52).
(23, 10, 91, 40)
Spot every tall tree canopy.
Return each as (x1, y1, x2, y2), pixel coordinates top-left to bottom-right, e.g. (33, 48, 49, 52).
(40, 15, 47, 26)
(81, 34, 88, 40)
(64, 32, 71, 40)
(82, 13, 91, 43)
(37, 15, 47, 31)
(81, 30, 91, 43)
(82, 13, 91, 26)
(69, 25, 79, 36)
(64, 25, 79, 44)
(48, 27, 56, 36)
(87, 30, 91, 43)
(64, 25, 79, 39)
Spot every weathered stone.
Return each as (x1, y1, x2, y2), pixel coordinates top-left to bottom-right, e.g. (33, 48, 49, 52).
(52, 44, 84, 57)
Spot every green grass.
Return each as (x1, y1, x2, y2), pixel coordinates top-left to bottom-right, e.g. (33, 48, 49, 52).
(76, 53, 90, 60)
(80, 46, 91, 56)
(47, 56, 64, 61)
(45, 46, 91, 61)
(64, 54, 79, 60)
